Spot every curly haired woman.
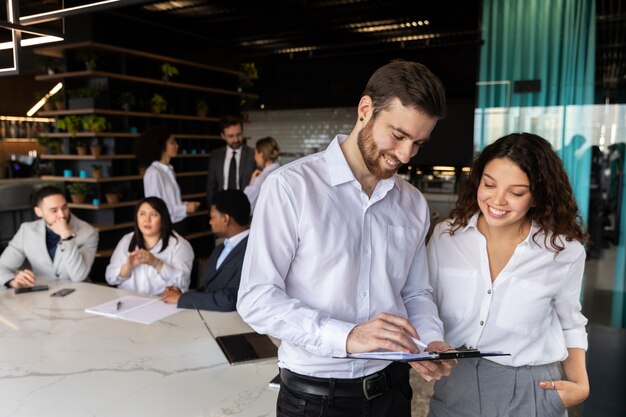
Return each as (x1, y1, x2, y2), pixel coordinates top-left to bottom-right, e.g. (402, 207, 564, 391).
(427, 133, 589, 417)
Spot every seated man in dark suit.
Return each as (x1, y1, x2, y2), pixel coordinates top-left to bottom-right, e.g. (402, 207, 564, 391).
(162, 189, 250, 311)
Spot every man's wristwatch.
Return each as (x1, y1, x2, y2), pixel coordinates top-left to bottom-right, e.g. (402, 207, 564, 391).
(62, 234, 75, 241)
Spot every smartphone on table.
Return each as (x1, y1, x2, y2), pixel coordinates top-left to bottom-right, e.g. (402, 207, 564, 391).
(51, 288, 75, 297)
(15, 285, 49, 294)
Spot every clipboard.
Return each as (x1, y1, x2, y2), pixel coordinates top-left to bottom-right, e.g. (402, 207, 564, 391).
(344, 348, 510, 362)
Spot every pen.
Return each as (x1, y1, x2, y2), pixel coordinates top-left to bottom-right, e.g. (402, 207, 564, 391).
(116, 301, 122, 311)
(412, 337, 428, 350)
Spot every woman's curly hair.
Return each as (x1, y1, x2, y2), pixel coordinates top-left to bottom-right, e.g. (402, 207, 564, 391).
(448, 133, 587, 252)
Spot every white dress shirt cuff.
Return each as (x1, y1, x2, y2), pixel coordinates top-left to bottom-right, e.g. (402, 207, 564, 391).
(321, 318, 355, 357)
(563, 329, 588, 351)
(416, 330, 444, 347)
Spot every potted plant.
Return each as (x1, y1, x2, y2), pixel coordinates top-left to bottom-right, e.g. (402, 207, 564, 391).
(91, 164, 102, 180)
(116, 91, 136, 111)
(105, 185, 122, 204)
(67, 86, 105, 109)
(48, 93, 65, 111)
(36, 136, 62, 154)
(67, 182, 88, 204)
(82, 115, 108, 133)
(74, 139, 88, 155)
(150, 94, 167, 113)
(56, 115, 82, 138)
(76, 50, 98, 70)
(89, 138, 103, 157)
(196, 98, 209, 117)
(160, 63, 179, 81)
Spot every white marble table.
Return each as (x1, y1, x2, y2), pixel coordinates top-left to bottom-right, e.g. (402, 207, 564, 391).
(0, 281, 278, 417)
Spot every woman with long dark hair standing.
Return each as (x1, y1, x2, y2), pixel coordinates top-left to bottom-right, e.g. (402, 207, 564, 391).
(105, 197, 193, 295)
(427, 133, 589, 417)
(135, 126, 200, 227)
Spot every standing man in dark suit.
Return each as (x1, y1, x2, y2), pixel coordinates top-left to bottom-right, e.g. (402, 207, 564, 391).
(162, 189, 250, 311)
(206, 116, 256, 208)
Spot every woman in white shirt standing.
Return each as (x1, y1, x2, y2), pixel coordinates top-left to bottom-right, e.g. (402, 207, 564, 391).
(427, 133, 589, 417)
(243, 136, 280, 212)
(106, 197, 193, 295)
(136, 126, 200, 226)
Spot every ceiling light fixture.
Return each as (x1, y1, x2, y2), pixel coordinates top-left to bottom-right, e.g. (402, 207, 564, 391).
(26, 82, 63, 117)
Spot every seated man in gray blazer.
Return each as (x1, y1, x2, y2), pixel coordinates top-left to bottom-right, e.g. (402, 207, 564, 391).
(0, 185, 98, 288)
(162, 189, 250, 311)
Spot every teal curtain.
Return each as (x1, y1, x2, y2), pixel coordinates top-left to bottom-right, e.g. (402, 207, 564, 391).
(477, 0, 595, 225)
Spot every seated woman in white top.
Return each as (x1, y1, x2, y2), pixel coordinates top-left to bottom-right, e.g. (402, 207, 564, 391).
(136, 126, 200, 224)
(106, 197, 194, 295)
(243, 136, 281, 212)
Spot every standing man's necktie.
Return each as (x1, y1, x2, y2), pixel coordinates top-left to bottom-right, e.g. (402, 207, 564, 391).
(228, 150, 237, 189)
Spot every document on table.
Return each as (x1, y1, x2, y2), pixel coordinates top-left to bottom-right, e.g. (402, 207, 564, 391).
(85, 295, 181, 325)
(345, 349, 509, 362)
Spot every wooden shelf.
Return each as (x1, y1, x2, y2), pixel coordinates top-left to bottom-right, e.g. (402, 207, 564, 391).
(37, 107, 220, 122)
(40, 154, 135, 160)
(40, 131, 139, 138)
(35, 70, 258, 99)
(93, 221, 133, 232)
(93, 210, 208, 232)
(35, 41, 245, 78)
(69, 192, 206, 211)
(38, 131, 220, 140)
(41, 171, 208, 183)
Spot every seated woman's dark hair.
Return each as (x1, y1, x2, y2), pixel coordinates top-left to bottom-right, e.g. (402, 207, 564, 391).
(128, 196, 176, 253)
(134, 126, 172, 165)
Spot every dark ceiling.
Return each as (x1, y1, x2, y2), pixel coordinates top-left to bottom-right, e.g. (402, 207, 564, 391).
(6, 0, 626, 104)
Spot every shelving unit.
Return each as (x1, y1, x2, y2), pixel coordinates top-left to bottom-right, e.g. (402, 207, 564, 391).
(33, 42, 250, 280)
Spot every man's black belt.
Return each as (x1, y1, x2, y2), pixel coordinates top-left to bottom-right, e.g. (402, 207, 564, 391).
(280, 362, 409, 400)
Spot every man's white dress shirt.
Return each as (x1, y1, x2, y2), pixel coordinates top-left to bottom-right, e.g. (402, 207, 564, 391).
(105, 231, 194, 296)
(222, 148, 242, 190)
(237, 135, 443, 378)
(143, 161, 186, 223)
(427, 214, 588, 367)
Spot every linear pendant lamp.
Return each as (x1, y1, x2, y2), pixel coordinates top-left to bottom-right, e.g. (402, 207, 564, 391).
(0, 0, 151, 75)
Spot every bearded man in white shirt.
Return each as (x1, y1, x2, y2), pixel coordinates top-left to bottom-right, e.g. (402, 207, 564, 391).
(237, 60, 455, 417)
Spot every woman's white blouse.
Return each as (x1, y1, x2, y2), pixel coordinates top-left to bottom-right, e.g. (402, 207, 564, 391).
(243, 162, 280, 212)
(105, 231, 193, 295)
(143, 161, 187, 223)
(427, 213, 588, 367)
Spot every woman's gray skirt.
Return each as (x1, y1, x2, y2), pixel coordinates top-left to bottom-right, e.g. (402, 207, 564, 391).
(428, 358, 567, 417)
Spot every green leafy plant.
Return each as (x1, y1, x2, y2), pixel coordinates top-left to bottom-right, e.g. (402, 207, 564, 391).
(67, 86, 104, 99)
(116, 91, 136, 110)
(56, 116, 82, 138)
(150, 94, 167, 113)
(82, 115, 108, 132)
(67, 182, 88, 195)
(36, 136, 62, 153)
(160, 63, 179, 80)
(74, 139, 87, 147)
(76, 50, 98, 70)
(196, 98, 209, 116)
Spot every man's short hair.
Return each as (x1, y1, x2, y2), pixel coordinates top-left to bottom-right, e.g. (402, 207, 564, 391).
(362, 59, 446, 119)
(32, 185, 65, 207)
(219, 115, 243, 133)
(212, 189, 251, 226)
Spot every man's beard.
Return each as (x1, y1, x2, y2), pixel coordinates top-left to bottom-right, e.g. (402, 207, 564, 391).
(357, 117, 397, 180)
